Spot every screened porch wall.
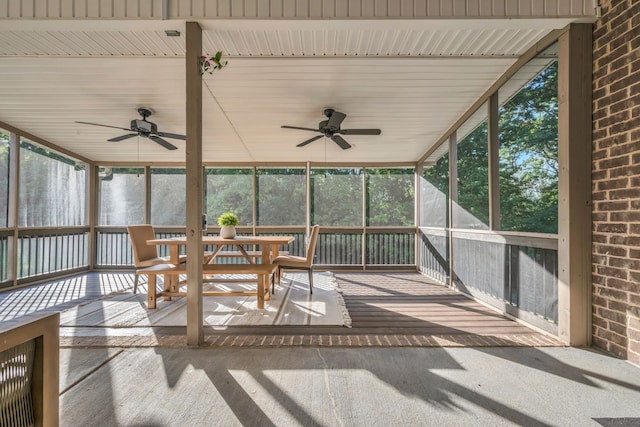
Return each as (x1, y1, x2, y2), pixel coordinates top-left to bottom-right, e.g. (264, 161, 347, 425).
(95, 226, 415, 269)
(417, 227, 558, 334)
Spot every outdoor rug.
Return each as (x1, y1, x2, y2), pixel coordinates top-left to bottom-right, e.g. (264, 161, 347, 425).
(59, 271, 351, 328)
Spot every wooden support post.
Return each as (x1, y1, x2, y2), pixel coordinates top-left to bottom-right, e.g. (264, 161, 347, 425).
(488, 93, 500, 230)
(185, 21, 204, 346)
(448, 133, 458, 287)
(557, 24, 592, 346)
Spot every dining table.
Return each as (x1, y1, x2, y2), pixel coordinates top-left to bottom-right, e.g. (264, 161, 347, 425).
(144, 235, 295, 306)
(146, 234, 295, 266)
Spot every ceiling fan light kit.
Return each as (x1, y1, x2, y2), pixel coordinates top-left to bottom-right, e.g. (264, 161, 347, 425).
(281, 108, 381, 150)
(75, 107, 186, 151)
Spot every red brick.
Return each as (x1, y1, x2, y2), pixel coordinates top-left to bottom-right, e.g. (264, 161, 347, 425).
(610, 211, 640, 222)
(592, 294, 609, 309)
(610, 140, 640, 156)
(595, 223, 628, 233)
(598, 110, 630, 129)
(610, 117, 640, 135)
(629, 316, 640, 331)
(609, 320, 628, 336)
(597, 44, 630, 71)
(629, 328, 640, 342)
(594, 244, 628, 257)
(597, 177, 629, 190)
(593, 233, 608, 244)
(593, 213, 608, 222)
(609, 163, 640, 178)
(597, 285, 630, 302)
(607, 278, 639, 293)
(595, 200, 629, 211)
(629, 271, 640, 286)
(610, 188, 640, 200)
(595, 88, 628, 110)
(592, 170, 608, 181)
(599, 155, 630, 170)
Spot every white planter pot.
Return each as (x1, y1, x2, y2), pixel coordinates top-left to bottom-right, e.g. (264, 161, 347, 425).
(220, 225, 236, 239)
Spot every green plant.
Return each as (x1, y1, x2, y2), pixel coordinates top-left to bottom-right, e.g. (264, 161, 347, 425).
(217, 212, 239, 226)
(199, 52, 228, 76)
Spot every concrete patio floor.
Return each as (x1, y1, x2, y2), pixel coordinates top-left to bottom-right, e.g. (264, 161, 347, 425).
(4, 272, 640, 425)
(59, 345, 640, 426)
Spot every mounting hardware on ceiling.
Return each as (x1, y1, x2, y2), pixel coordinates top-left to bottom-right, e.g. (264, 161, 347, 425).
(164, 30, 181, 37)
(281, 108, 381, 150)
(75, 107, 185, 150)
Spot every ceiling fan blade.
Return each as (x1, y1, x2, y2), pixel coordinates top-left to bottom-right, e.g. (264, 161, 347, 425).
(157, 131, 186, 140)
(76, 121, 131, 132)
(338, 129, 381, 135)
(149, 135, 178, 150)
(327, 111, 346, 130)
(107, 133, 138, 142)
(296, 135, 324, 147)
(330, 134, 351, 150)
(282, 125, 321, 132)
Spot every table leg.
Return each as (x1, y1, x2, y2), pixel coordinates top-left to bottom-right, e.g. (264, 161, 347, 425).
(147, 274, 157, 309)
(257, 275, 265, 309)
(169, 246, 179, 292)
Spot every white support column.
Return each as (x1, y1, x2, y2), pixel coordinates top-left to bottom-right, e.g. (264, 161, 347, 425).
(185, 21, 204, 346)
(557, 23, 592, 346)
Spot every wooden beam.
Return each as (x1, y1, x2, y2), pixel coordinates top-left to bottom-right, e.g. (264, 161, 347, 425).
(7, 132, 19, 286)
(557, 24, 592, 346)
(0, 120, 94, 166)
(448, 133, 457, 287)
(488, 93, 500, 230)
(185, 21, 204, 346)
(87, 165, 98, 270)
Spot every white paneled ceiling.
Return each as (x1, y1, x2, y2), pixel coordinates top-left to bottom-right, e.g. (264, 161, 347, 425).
(0, 18, 577, 165)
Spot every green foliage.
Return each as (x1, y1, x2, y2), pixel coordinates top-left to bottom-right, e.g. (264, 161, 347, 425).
(205, 168, 253, 226)
(311, 168, 363, 226)
(257, 168, 306, 226)
(217, 212, 239, 226)
(457, 122, 490, 227)
(421, 59, 558, 234)
(366, 168, 415, 226)
(498, 60, 558, 233)
(199, 52, 227, 75)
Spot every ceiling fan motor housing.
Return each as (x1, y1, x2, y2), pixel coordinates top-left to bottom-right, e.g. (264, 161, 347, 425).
(131, 119, 157, 133)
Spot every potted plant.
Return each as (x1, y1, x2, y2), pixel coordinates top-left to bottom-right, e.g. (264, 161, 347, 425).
(217, 212, 239, 239)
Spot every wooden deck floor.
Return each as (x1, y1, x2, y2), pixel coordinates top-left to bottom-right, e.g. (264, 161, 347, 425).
(1, 271, 561, 347)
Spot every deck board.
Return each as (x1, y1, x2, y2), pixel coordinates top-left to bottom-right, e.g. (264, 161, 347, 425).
(1, 271, 560, 347)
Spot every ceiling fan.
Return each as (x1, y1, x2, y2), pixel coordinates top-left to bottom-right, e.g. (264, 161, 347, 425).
(281, 108, 381, 150)
(75, 107, 185, 150)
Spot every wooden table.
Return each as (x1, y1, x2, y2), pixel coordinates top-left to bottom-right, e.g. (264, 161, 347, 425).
(144, 235, 295, 308)
(147, 235, 295, 265)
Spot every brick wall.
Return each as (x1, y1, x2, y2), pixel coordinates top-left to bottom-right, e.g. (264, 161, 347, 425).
(592, 0, 640, 365)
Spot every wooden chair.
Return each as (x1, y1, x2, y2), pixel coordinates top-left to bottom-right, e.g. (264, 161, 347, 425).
(127, 224, 186, 294)
(272, 225, 320, 294)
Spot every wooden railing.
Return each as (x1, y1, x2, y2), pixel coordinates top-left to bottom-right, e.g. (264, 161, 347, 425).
(95, 226, 416, 269)
(419, 227, 559, 334)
